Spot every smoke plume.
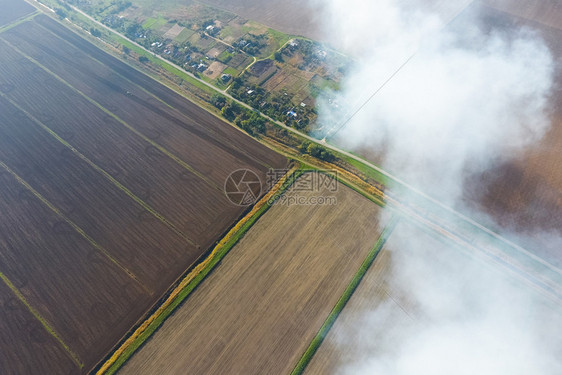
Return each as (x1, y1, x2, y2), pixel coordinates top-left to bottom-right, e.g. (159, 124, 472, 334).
(310, 0, 562, 373)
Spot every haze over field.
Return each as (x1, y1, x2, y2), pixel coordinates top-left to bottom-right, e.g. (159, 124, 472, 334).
(316, 0, 554, 205)
(311, 0, 562, 373)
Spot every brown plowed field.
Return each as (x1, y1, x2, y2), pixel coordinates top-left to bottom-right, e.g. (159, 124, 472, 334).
(31, 16, 284, 174)
(0, 280, 79, 375)
(0, 166, 152, 370)
(121, 175, 385, 375)
(461, 1, 562, 266)
(2, 20, 278, 190)
(0, 0, 34, 27)
(0, 9, 286, 374)
(200, 0, 322, 40)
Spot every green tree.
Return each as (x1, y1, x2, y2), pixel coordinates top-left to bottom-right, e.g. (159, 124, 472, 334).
(305, 143, 336, 162)
(55, 8, 67, 19)
(221, 105, 236, 121)
(248, 114, 266, 133)
(211, 94, 227, 109)
(90, 28, 102, 38)
(299, 141, 310, 153)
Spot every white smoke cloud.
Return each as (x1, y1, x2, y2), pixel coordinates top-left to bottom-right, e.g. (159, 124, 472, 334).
(332, 226, 562, 375)
(316, 0, 554, 205)
(309, 0, 561, 373)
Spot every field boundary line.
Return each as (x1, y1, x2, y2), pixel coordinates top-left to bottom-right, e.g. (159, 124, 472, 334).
(97, 164, 302, 375)
(0, 38, 222, 194)
(290, 215, 400, 375)
(0, 82, 197, 248)
(0, 10, 40, 34)
(0, 160, 152, 295)
(30, 20, 276, 172)
(0, 271, 84, 368)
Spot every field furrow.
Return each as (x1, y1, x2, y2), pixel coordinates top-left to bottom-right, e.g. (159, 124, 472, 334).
(0, 40, 240, 248)
(0, 161, 153, 369)
(0, 280, 80, 374)
(32, 15, 287, 174)
(0, 95, 193, 291)
(0, 4, 287, 371)
(0, 0, 35, 28)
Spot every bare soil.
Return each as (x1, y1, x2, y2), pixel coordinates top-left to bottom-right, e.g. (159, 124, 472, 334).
(0, 14, 286, 374)
(121, 175, 385, 375)
(461, 1, 562, 266)
(200, 0, 322, 40)
(305, 221, 562, 374)
(0, 0, 34, 27)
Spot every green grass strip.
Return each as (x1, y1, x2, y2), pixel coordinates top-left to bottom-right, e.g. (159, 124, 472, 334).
(290, 215, 400, 375)
(0, 10, 40, 34)
(0, 271, 84, 368)
(337, 177, 386, 208)
(273, 152, 387, 208)
(102, 168, 304, 374)
(293, 161, 386, 208)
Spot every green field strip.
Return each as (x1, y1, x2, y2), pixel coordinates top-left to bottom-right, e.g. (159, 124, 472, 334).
(100, 167, 304, 375)
(30, 20, 276, 172)
(290, 215, 400, 375)
(0, 93, 196, 251)
(0, 10, 40, 34)
(2, 39, 222, 194)
(0, 160, 153, 296)
(0, 271, 84, 368)
(339, 153, 394, 188)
